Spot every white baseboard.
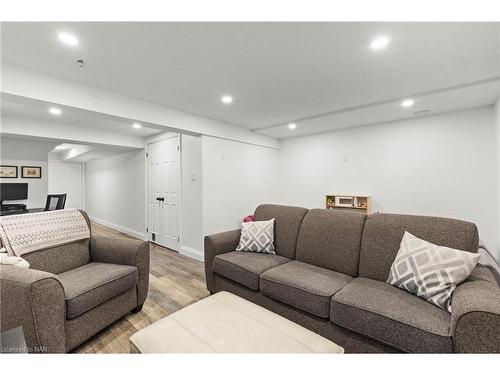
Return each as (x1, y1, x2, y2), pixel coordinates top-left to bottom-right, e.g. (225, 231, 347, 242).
(89, 216, 146, 240)
(89, 217, 203, 262)
(180, 246, 204, 262)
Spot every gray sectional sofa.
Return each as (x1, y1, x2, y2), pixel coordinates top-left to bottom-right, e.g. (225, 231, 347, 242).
(0, 210, 150, 353)
(205, 204, 500, 353)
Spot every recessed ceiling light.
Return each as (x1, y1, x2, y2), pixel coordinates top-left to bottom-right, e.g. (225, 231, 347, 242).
(133, 123, 142, 129)
(221, 95, 233, 104)
(58, 32, 78, 46)
(288, 123, 297, 130)
(370, 36, 390, 50)
(401, 99, 415, 108)
(49, 107, 62, 115)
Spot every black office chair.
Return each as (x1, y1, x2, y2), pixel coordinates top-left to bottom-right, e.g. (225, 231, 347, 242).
(44, 194, 67, 211)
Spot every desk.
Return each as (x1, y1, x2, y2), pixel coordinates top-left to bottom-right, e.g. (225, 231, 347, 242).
(0, 208, 44, 216)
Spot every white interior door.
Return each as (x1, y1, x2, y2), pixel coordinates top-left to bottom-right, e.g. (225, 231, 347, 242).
(147, 136, 181, 251)
(48, 161, 83, 209)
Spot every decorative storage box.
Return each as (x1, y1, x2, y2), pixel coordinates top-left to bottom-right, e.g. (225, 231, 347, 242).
(325, 195, 371, 214)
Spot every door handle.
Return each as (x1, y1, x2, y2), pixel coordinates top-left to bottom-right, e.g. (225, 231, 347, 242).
(157, 197, 165, 202)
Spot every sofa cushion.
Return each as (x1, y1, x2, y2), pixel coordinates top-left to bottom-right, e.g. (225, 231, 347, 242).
(358, 213, 479, 282)
(213, 251, 289, 290)
(253, 204, 308, 259)
(21, 210, 92, 274)
(22, 239, 91, 275)
(58, 262, 138, 319)
(295, 209, 366, 276)
(330, 278, 453, 353)
(260, 261, 352, 318)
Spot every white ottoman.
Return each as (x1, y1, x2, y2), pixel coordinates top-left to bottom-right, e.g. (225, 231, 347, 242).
(129, 291, 343, 353)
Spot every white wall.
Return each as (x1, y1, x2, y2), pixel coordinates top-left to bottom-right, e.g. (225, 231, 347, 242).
(0, 137, 56, 208)
(46, 104, 499, 266)
(81, 133, 281, 258)
(181, 134, 204, 255)
(202, 136, 280, 236)
(84, 150, 145, 238)
(275, 106, 498, 259)
(48, 161, 84, 209)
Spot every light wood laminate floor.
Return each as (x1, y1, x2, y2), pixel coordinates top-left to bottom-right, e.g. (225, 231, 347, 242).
(73, 222, 209, 353)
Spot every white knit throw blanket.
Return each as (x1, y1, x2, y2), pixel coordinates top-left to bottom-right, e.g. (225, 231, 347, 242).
(0, 208, 90, 257)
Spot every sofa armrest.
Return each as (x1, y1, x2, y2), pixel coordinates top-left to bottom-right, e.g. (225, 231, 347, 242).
(0, 265, 66, 353)
(90, 235, 150, 307)
(451, 265, 500, 353)
(204, 229, 241, 293)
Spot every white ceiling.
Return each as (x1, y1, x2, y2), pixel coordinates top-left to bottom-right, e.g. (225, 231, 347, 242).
(1, 133, 138, 163)
(48, 142, 135, 163)
(2, 22, 499, 138)
(260, 78, 500, 138)
(1, 95, 163, 138)
(1, 95, 163, 161)
(65, 149, 127, 163)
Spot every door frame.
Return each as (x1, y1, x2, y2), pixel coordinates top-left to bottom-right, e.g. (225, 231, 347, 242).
(145, 133, 182, 251)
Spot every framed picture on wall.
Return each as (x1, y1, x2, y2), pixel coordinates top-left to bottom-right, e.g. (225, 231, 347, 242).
(0, 165, 18, 178)
(21, 166, 42, 179)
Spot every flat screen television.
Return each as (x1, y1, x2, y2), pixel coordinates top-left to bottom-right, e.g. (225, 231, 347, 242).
(0, 183, 28, 202)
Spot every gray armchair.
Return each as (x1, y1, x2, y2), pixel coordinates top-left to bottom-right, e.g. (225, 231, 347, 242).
(0, 210, 150, 353)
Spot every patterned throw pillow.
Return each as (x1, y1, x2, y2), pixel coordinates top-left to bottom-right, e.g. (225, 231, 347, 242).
(387, 231, 480, 312)
(236, 218, 276, 255)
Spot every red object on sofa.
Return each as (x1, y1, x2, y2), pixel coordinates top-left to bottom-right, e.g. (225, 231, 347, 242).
(243, 215, 254, 223)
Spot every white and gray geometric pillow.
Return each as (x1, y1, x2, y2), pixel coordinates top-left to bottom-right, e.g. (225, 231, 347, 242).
(236, 218, 276, 255)
(387, 231, 480, 312)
